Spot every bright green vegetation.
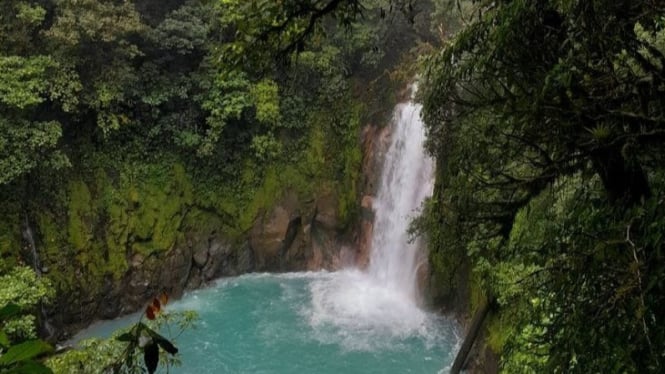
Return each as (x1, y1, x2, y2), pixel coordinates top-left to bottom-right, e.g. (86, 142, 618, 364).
(0, 267, 53, 342)
(0, 1, 429, 370)
(418, 0, 665, 372)
(1, 305, 53, 374)
(47, 310, 198, 374)
(0, 268, 54, 373)
(0, 0, 424, 283)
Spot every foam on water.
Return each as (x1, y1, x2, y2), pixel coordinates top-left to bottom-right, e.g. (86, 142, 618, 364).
(306, 270, 429, 349)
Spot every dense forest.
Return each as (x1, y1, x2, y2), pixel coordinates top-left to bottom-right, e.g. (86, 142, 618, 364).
(419, 0, 665, 372)
(0, 0, 433, 372)
(1, 0, 665, 373)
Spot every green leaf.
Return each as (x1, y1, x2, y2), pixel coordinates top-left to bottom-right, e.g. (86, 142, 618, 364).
(4, 360, 53, 374)
(115, 332, 135, 342)
(153, 335, 178, 355)
(143, 327, 178, 355)
(141, 324, 178, 355)
(0, 304, 21, 320)
(0, 340, 52, 366)
(143, 343, 159, 374)
(0, 330, 9, 348)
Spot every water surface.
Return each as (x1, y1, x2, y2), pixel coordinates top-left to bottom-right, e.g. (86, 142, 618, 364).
(74, 272, 459, 373)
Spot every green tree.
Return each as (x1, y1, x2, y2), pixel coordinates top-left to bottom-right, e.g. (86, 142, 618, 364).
(0, 304, 53, 374)
(0, 266, 54, 374)
(45, 0, 145, 134)
(0, 266, 53, 343)
(421, 0, 665, 372)
(0, 5, 72, 185)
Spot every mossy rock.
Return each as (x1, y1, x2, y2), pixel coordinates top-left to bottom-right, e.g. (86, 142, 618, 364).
(67, 180, 94, 252)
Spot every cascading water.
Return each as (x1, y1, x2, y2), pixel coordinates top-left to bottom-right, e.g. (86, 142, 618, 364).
(22, 217, 42, 276)
(305, 87, 440, 347)
(73, 91, 459, 373)
(368, 93, 435, 300)
(23, 217, 55, 339)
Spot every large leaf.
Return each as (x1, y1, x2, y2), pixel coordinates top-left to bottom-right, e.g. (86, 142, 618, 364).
(153, 335, 178, 355)
(115, 332, 135, 342)
(0, 330, 9, 348)
(0, 304, 21, 320)
(0, 340, 52, 366)
(144, 328, 178, 355)
(143, 343, 159, 374)
(4, 360, 53, 374)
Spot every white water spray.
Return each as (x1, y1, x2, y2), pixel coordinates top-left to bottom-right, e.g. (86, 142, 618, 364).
(22, 217, 41, 276)
(307, 89, 439, 348)
(367, 96, 435, 300)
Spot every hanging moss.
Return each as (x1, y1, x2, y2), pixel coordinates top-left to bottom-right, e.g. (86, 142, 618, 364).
(117, 163, 194, 256)
(334, 102, 363, 228)
(67, 180, 93, 252)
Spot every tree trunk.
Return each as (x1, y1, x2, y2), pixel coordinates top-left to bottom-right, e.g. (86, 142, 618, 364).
(450, 297, 492, 374)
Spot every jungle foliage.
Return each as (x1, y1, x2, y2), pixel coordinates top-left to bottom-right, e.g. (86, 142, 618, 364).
(46, 294, 197, 374)
(0, 0, 425, 187)
(0, 267, 53, 374)
(1, 0, 430, 372)
(9, 0, 665, 372)
(0, 0, 430, 289)
(420, 0, 665, 372)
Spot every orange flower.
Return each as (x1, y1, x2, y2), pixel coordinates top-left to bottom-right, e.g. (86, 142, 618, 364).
(152, 298, 161, 312)
(145, 305, 156, 320)
(159, 292, 169, 306)
(145, 293, 169, 320)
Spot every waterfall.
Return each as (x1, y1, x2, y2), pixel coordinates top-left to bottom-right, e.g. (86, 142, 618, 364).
(22, 216, 55, 339)
(367, 94, 434, 300)
(22, 217, 42, 276)
(307, 89, 440, 347)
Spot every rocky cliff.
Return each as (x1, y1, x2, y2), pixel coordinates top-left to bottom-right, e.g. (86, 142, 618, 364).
(0, 102, 394, 342)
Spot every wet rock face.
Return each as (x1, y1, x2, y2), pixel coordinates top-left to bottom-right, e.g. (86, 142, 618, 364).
(47, 188, 353, 341)
(49, 231, 253, 340)
(44, 123, 388, 342)
(314, 193, 338, 230)
(356, 123, 392, 269)
(125, 233, 254, 302)
(250, 205, 292, 269)
(248, 190, 347, 272)
(356, 194, 375, 269)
